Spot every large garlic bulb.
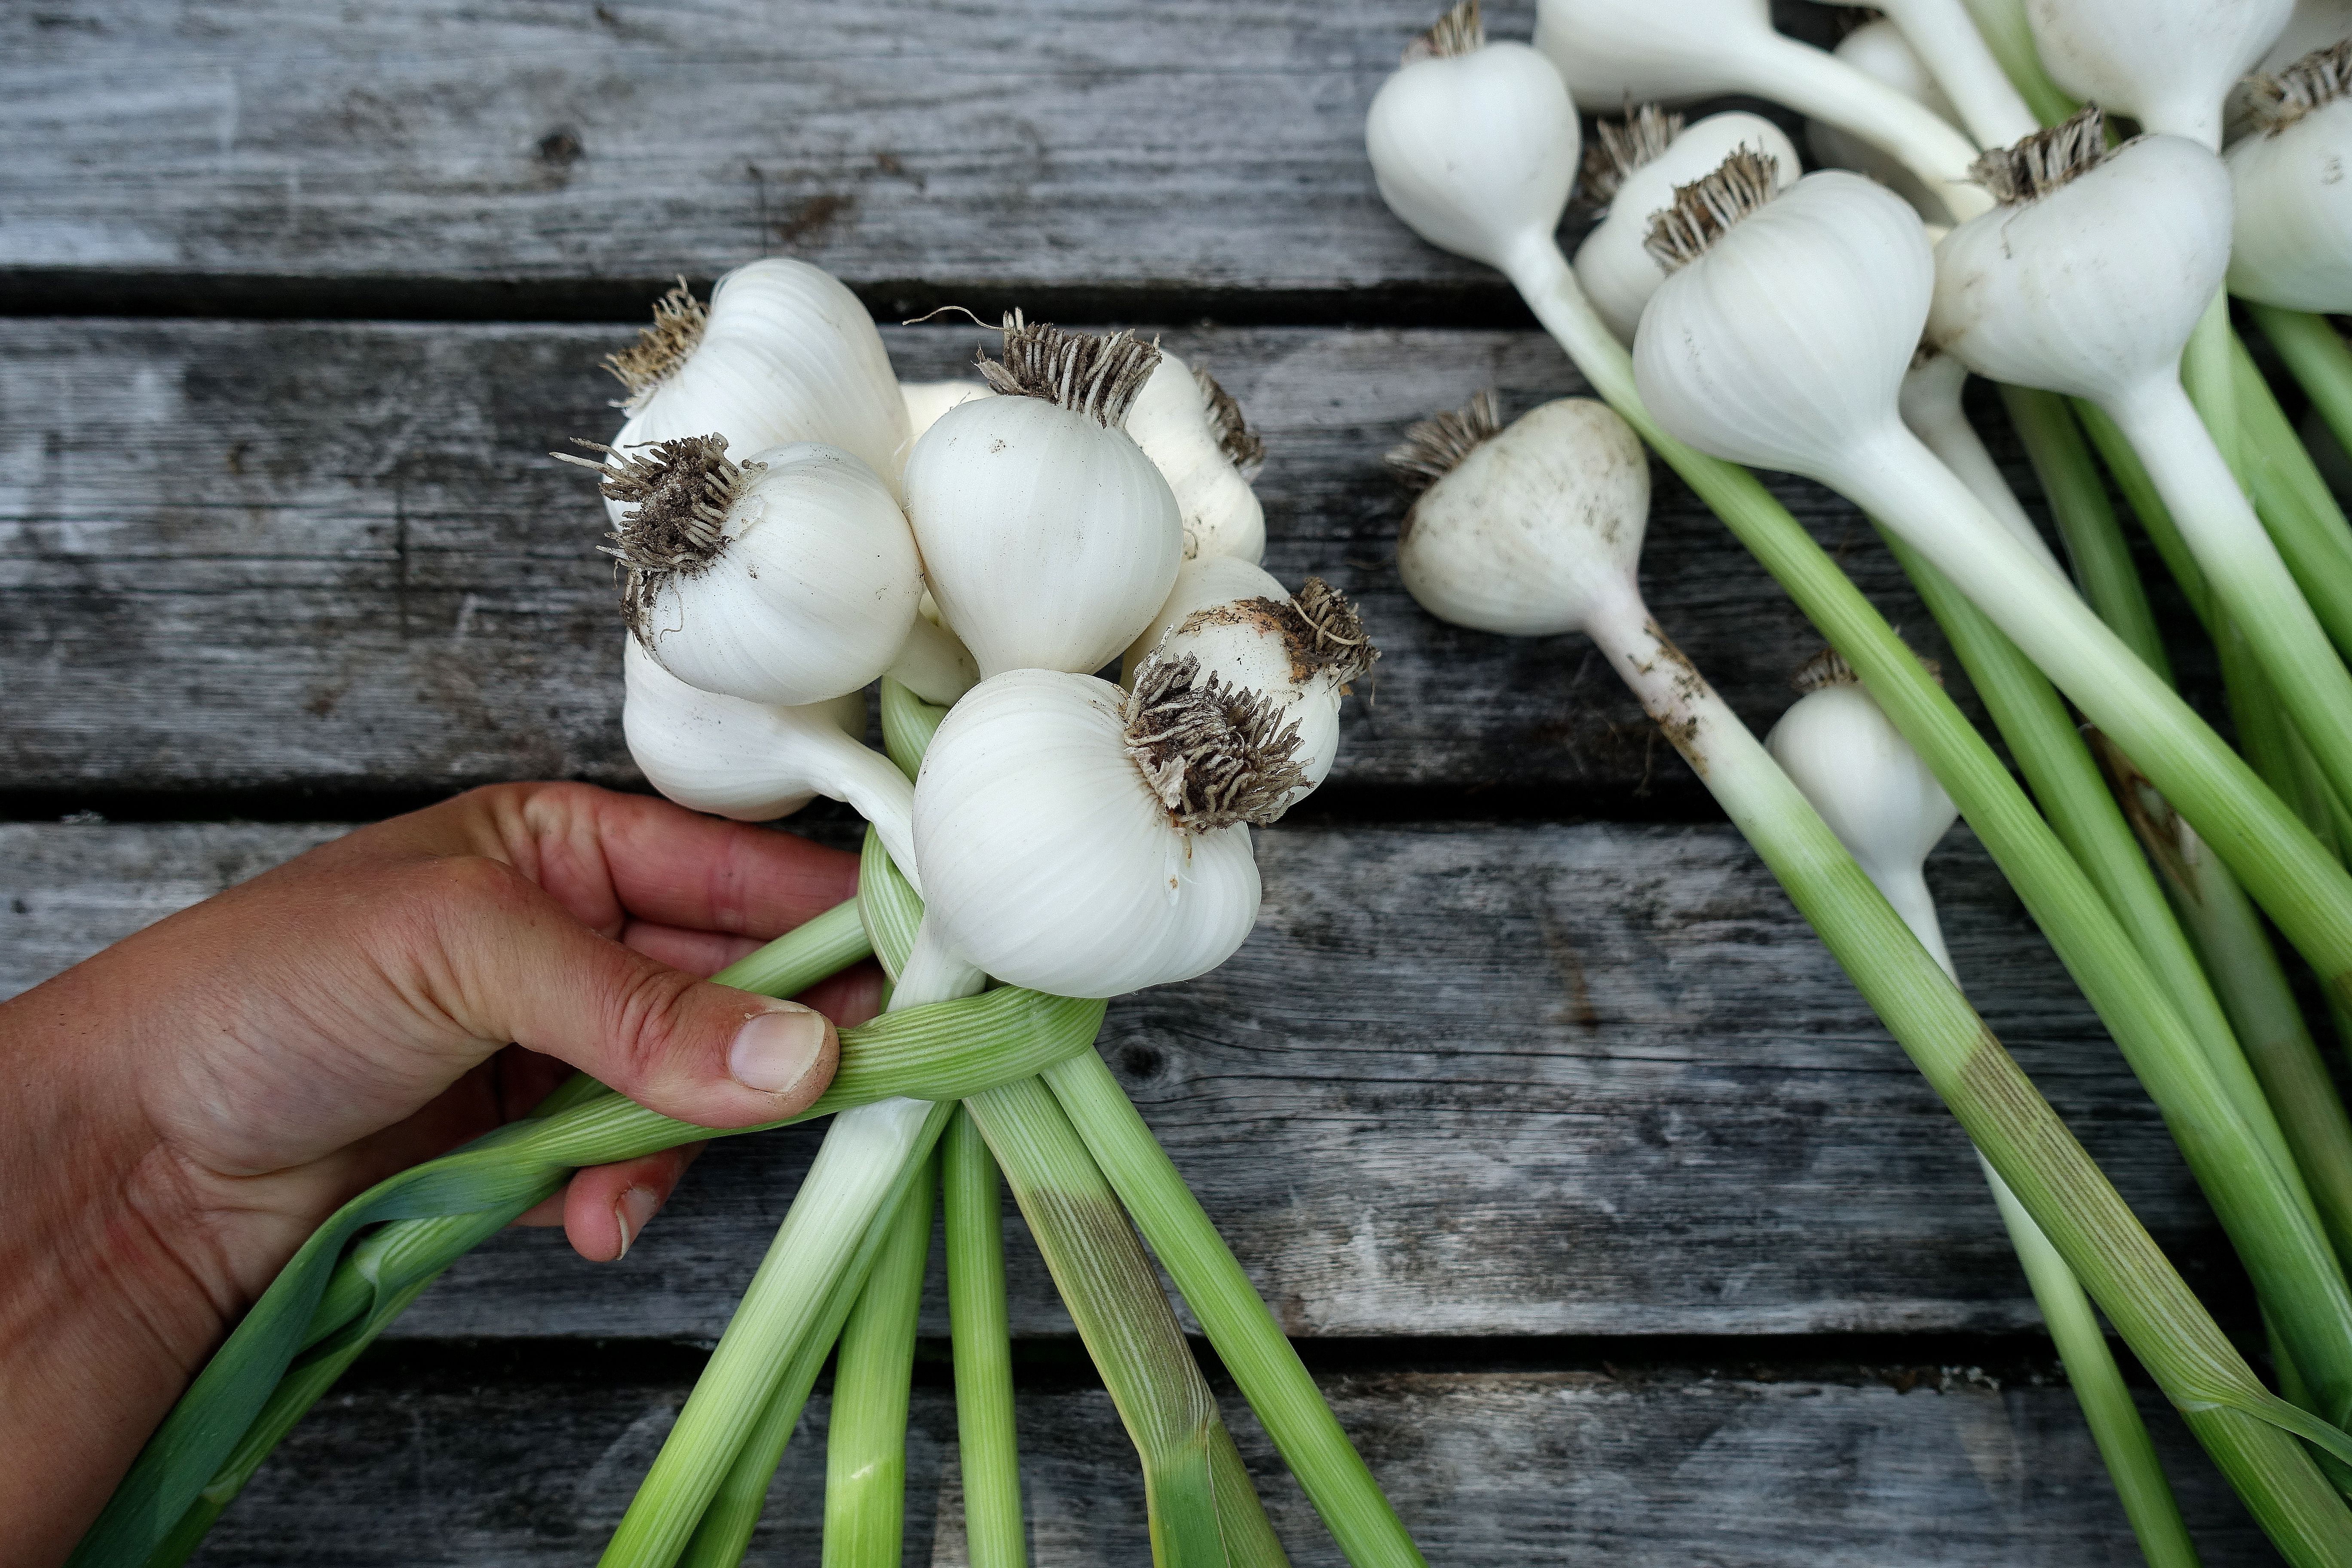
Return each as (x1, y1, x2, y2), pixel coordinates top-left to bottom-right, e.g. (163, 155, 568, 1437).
(623, 638, 920, 887)
(1806, 20, 1962, 219)
(2024, 0, 2293, 147)
(2228, 42, 2352, 312)
(576, 438, 923, 709)
(1125, 350, 1268, 564)
(605, 261, 912, 507)
(1576, 108, 1801, 346)
(1390, 395, 1651, 637)
(903, 319, 1184, 678)
(912, 667, 1282, 996)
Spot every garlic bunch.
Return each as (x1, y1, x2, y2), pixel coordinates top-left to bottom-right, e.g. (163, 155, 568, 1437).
(1121, 559, 1377, 795)
(559, 435, 922, 708)
(1575, 106, 1800, 346)
(622, 637, 921, 888)
(603, 262, 911, 505)
(2025, 0, 2292, 147)
(911, 660, 1308, 997)
(1125, 350, 1268, 564)
(1806, 20, 1965, 218)
(903, 317, 1184, 678)
(2228, 41, 2352, 312)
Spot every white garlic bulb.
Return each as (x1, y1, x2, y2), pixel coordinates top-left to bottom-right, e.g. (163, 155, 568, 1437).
(1575, 107, 1801, 346)
(604, 261, 912, 508)
(2228, 42, 2352, 311)
(623, 638, 920, 889)
(1121, 559, 1378, 796)
(1806, 20, 1963, 219)
(569, 438, 923, 709)
(1125, 350, 1268, 564)
(903, 320, 1183, 678)
(2024, 0, 2293, 147)
(1390, 395, 1651, 637)
(899, 380, 992, 449)
(912, 666, 1283, 997)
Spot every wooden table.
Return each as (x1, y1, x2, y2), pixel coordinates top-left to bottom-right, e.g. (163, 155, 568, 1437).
(0, 1, 2274, 1561)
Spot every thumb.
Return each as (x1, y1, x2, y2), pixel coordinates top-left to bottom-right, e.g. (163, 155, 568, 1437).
(417, 858, 840, 1127)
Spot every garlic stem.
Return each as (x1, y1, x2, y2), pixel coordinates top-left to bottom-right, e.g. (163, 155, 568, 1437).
(942, 1109, 1024, 1568)
(820, 1145, 936, 1567)
(1872, 0, 2041, 144)
(883, 613, 980, 708)
(1899, 351, 2067, 580)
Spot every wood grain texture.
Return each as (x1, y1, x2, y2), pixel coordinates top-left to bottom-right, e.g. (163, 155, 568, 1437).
(185, 1360, 2272, 1566)
(0, 820, 2230, 1339)
(3, 318, 2211, 805)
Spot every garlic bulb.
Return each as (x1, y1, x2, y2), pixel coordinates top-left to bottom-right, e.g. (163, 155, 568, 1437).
(1806, 20, 1964, 219)
(560, 436, 923, 708)
(2228, 41, 2352, 311)
(903, 318, 1184, 678)
(912, 664, 1297, 997)
(1898, 348, 2069, 581)
(603, 262, 911, 507)
(1126, 350, 1268, 564)
(1765, 652, 1960, 961)
(1389, 393, 1650, 637)
(623, 637, 921, 889)
(1575, 107, 1801, 346)
(2024, 0, 2293, 148)
(899, 380, 992, 447)
(1121, 559, 1378, 796)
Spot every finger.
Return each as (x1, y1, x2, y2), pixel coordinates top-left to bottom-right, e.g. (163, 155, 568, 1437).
(561, 1145, 706, 1261)
(402, 856, 841, 1127)
(620, 921, 765, 978)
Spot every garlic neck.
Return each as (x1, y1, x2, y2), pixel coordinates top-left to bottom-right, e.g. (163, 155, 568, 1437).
(891, 914, 989, 1011)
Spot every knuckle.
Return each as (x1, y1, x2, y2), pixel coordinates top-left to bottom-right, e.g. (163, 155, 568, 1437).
(599, 962, 710, 1096)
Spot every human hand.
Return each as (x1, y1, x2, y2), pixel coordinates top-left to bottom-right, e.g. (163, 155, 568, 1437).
(0, 782, 880, 1562)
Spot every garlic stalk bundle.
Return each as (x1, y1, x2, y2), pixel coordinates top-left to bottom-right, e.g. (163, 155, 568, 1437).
(903, 316, 1185, 678)
(911, 659, 1309, 997)
(1826, 0, 2039, 147)
(2025, 0, 2292, 147)
(1806, 20, 1967, 218)
(1121, 558, 1378, 794)
(1530, 0, 1988, 219)
(1125, 349, 1268, 564)
(899, 380, 992, 448)
(1930, 112, 2352, 811)
(2228, 41, 2352, 311)
(558, 435, 922, 708)
(1575, 106, 1800, 346)
(1898, 348, 2068, 581)
(603, 262, 911, 503)
(622, 637, 921, 890)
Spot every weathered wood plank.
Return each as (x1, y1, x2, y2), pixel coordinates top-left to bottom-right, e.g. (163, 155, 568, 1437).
(0, 821, 2229, 1338)
(0, 2, 1840, 308)
(3, 318, 2202, 803)
(187, 1360, 2272, 1565)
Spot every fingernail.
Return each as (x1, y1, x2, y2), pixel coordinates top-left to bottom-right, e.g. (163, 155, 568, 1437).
(612, 1185, 661, 1262)
(729, 1003, 827, 1094)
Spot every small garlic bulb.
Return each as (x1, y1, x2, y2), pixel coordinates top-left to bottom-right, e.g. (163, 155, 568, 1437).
(561, 436, 922, 708)
(603, 262, 912, 505)
(2228, 41, 2352, 312)
(1124, 350, 1268, 564)
(1121, 559, 1378, 796)
(1805, 19, 1962, 219)
(2024, 0, 2293, 148)
(623, 638, 921, 888)
(903, 318, 1184, 678)
(1575, 107, 1801, 346)
(1389, 394, 1651, 636)
(900, 380, 992, 447)
(913, 663, 1302, 996)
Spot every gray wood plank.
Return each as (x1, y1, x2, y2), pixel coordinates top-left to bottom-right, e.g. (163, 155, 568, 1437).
(0, 820, 2226, 1338)
(2, 317, 2168, 803)
(186, 1362, 2273, 1566)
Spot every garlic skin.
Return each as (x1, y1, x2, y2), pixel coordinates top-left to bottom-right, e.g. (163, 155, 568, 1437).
(1929, 137, 2231, 404)
(1126, 350, 1267, 565)
(2024, 0, 2292, 147)
(899, 380, 992, 452)
(911, 669, 1262, 997)
(634, 442, 924, 709)
(2229, 94, 2352, 311)
(1807, 21, 1962, 220)
(1636, 172, 1932, 479)
(1767, 675, 1960, 965)
(904, 392, 1183, 679)
(623, 638, 921, 889)
(1394, 398, 1650, 637)
(1576, 112, 1801, 346)
(610, 261, 912, 510)
(1365, 38, 1580, 273)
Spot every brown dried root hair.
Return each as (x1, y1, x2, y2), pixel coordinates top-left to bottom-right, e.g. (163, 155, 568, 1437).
(1384, 389, 1502, 491)
(1644, 147, 1784, 271)
(1581, 104, 1684, 205)
(1196, 365, 1266, 478)
(977, 311, 1161, 428)
(1792, 644, 1942, 692)
(603, 278, 707, 407)
(1168, 577, 1381, 693)
(1406, 0, 1482, 63)
(1970, 107, 2109, 205)
(552, 434, 760, 643)
(2245, 39, 2352, 134)
(1124, 653, 1313, 832)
